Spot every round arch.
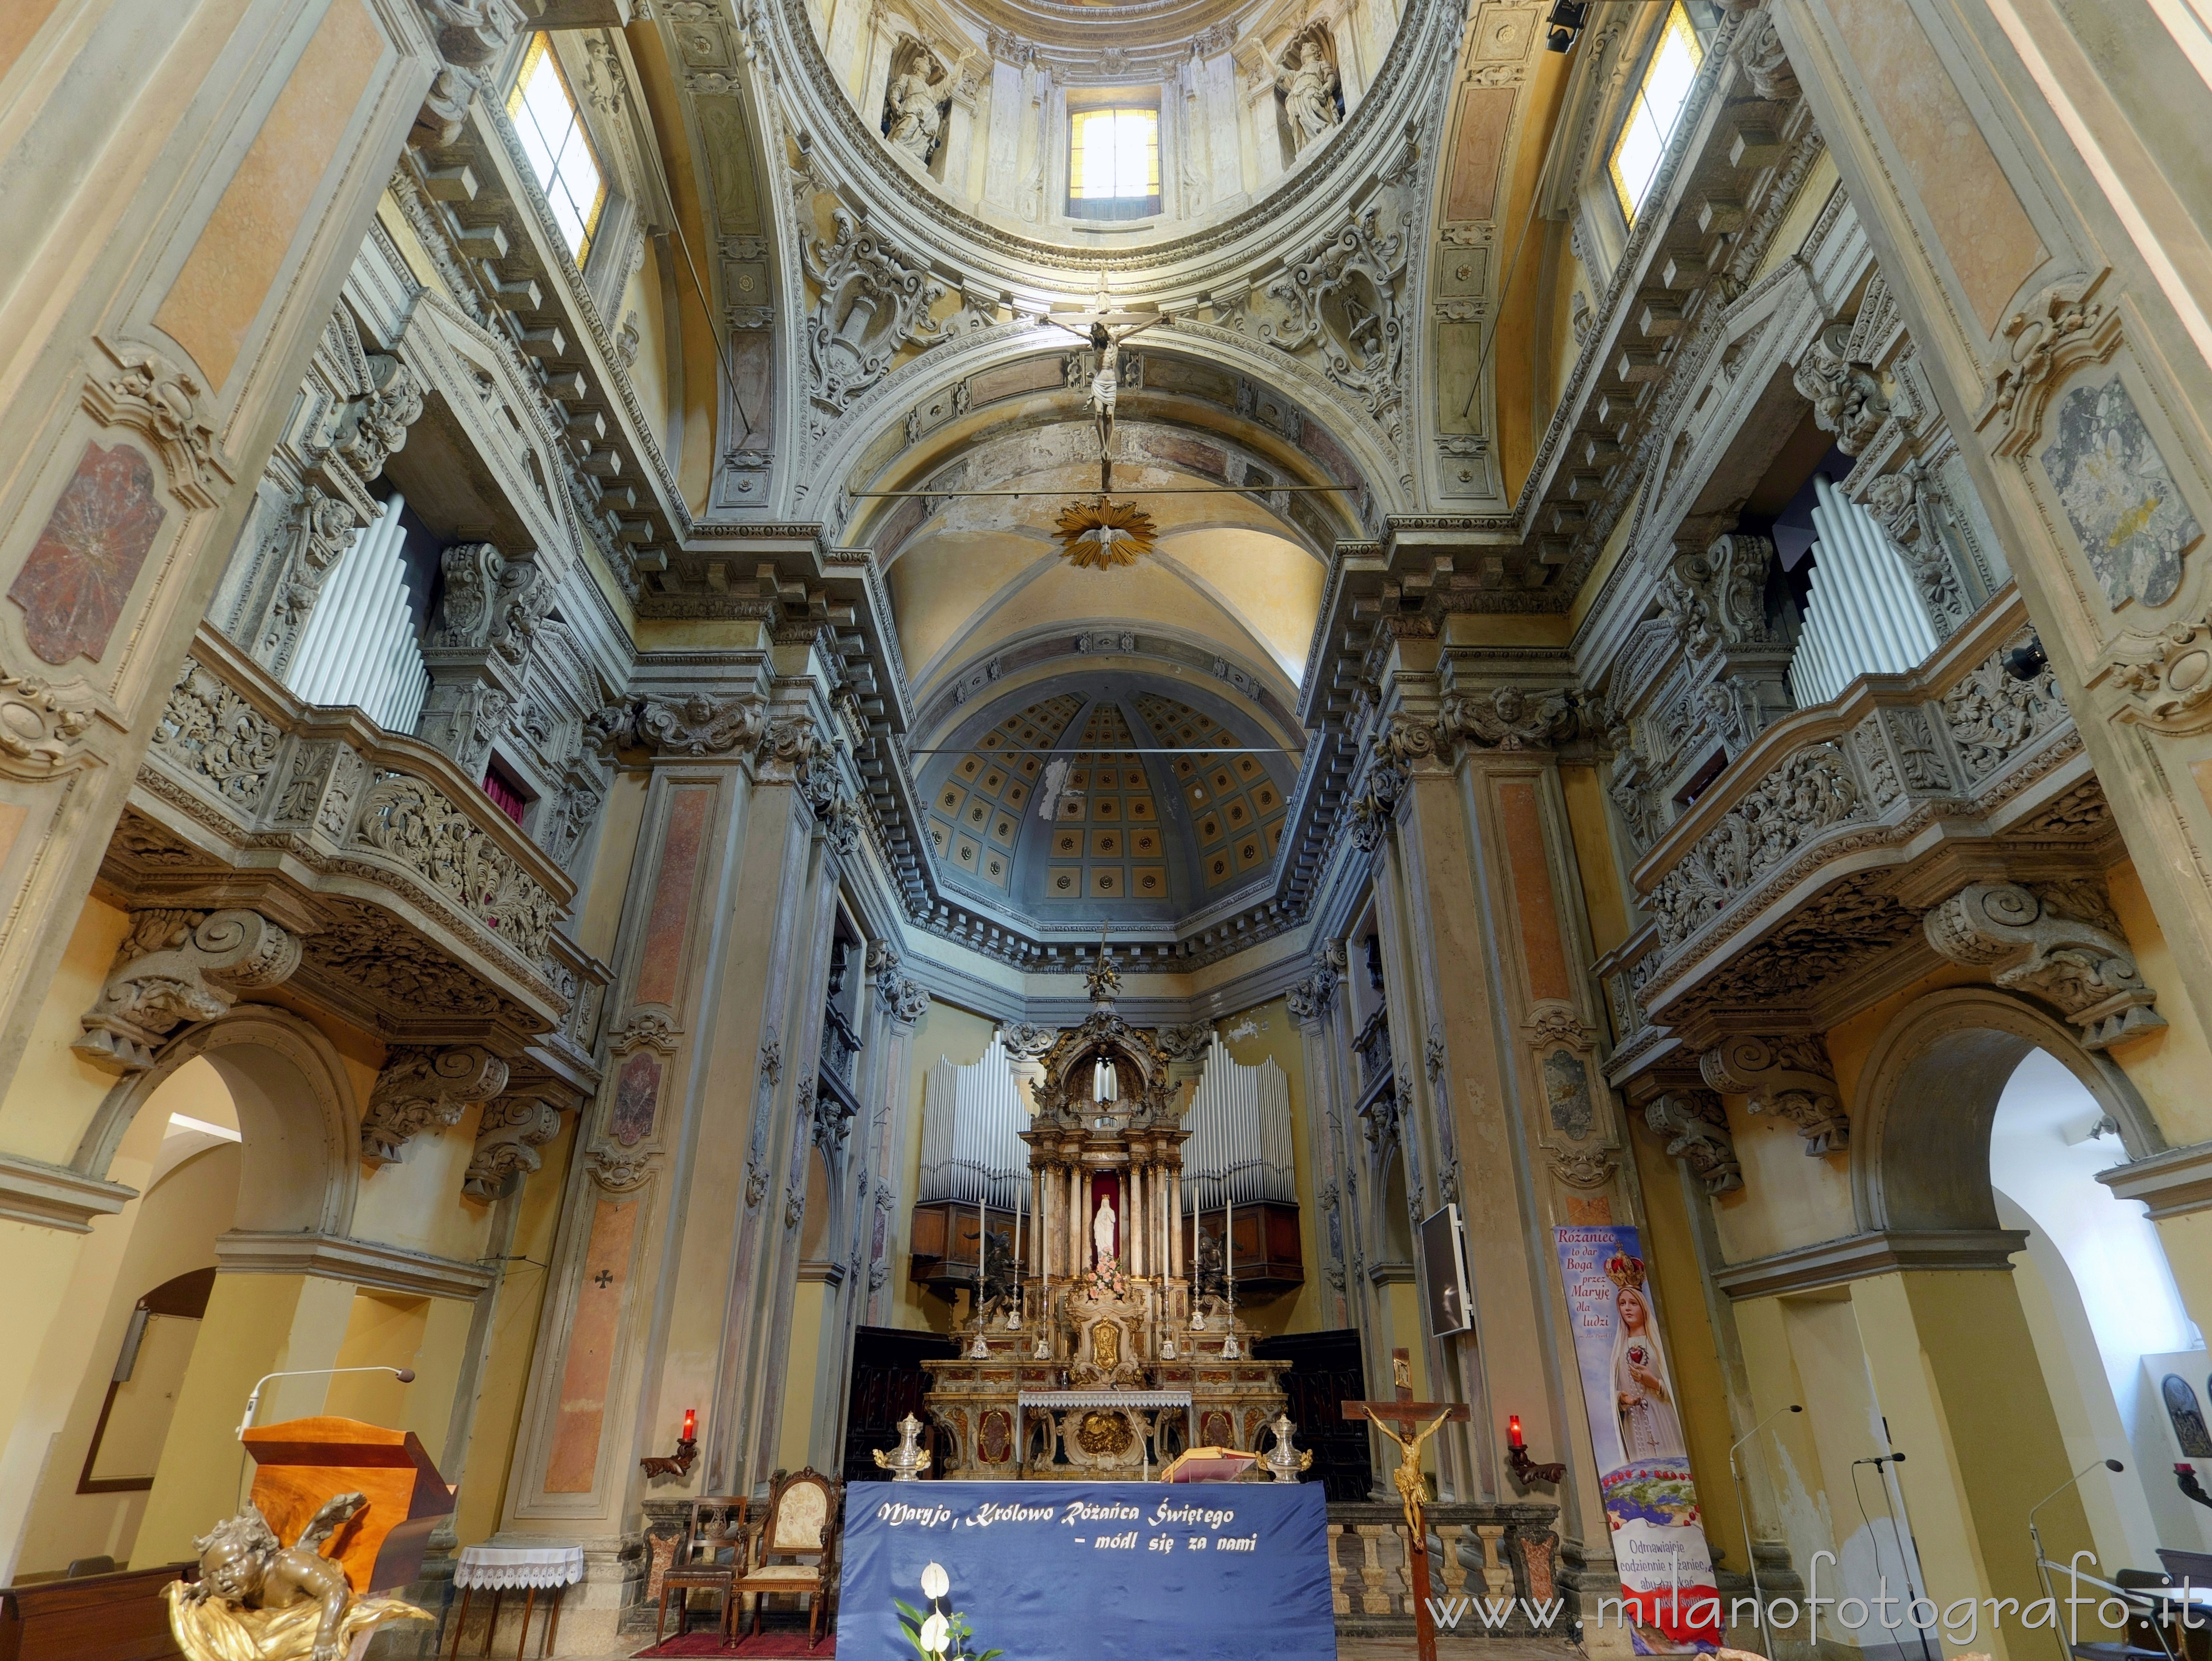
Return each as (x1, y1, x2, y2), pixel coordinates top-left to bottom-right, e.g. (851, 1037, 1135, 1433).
(1848, 986, 2161, 1235)
(71, 1008, 360, 1238)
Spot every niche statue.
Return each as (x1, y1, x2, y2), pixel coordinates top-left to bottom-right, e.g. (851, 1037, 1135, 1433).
(1276, 33, 1342, 156)
(164, 1493, 429, 1661)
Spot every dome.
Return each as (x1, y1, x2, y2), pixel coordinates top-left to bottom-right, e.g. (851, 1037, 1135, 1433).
(920, 680, 1293, 922)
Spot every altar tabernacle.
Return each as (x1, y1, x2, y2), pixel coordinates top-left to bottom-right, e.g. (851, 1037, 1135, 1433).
(916, 944, 1291, 1477)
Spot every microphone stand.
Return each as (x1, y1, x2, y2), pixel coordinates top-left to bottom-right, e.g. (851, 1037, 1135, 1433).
(237, 1365, 416, 1437)
(1854, 1453, 1934, 1661)
(2029, 1457, 2129, 1661)
(1728, 1403, 1802, 1656)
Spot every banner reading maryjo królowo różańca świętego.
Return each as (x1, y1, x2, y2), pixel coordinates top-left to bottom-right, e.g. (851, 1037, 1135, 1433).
(838, 1480, 1334, 1661)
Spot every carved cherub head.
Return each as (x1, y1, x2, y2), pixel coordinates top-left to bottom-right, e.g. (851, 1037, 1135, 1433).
(194, 1508, 282, 1603)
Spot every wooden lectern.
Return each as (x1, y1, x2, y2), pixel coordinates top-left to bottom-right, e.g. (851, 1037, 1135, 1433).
(241, 1418, 454, 1593)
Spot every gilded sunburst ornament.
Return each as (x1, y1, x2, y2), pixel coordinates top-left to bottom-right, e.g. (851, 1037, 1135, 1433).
(1053, 498, 1156, 568)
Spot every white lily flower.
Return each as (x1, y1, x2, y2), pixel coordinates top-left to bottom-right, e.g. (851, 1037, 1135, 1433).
(920, 1562, 950, 1601)
(920, 1612, 951, 1655)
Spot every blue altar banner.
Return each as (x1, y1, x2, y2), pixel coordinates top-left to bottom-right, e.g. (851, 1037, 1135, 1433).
(837, 1481, 1335, 1661)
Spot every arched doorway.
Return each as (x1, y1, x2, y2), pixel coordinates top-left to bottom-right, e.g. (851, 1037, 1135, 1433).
(1848, 987, 2173, 1587)
(1991, 1047, 2203, 1561)
(10, 1010, 361, 1576)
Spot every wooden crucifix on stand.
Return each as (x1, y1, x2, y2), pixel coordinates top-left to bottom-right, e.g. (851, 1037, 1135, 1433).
(1342, 1349, 1470, 1661)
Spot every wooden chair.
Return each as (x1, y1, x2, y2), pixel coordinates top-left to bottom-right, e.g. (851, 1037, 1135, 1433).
(654, 1494, 749, 1647)
(733, 1468, 841, 1648)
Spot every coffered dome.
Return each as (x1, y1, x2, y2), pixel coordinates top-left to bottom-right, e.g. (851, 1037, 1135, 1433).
(920, 681, 1294, 922)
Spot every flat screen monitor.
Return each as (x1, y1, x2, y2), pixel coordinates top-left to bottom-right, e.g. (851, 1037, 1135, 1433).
(1420, 1203, 1473, 1336)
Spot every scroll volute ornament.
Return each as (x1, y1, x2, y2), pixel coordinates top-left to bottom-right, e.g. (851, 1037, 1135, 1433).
(359, 1045, 511, 1166)
(1698, 1034, 1848, 1156)
(1976, 273, 2122, 457)
(1923, 881, 2164, 1050)
(75, 910, 302, 1073)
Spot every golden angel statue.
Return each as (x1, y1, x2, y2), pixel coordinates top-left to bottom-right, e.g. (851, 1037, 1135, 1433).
(164, 1494, 429, 1661)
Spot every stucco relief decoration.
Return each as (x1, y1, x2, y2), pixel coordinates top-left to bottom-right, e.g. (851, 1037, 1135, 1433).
(1942, 636, 2065, 777)
(610, 1052, 663, 1146)
(352, 773, 558, 961)
(1924, 880, 2164, 1050)
(1261, 207, 1406, 423)
(74, 909, 302, 1073)
(1733, 8, 1798, 100)
(802, 209, 950, 414)
(1979, 276, 2121, 458)
(359, 1044, 511, 1165)
(10, 442, 166, 666)
(464, 1089, 567, 1199)
(1698, 1034, 1847, 1155)
(1792, 325, 1889, 456)
(1547, 1148, 1616, 1189)
(0, 669, 96, 778)
(2039, 377, 2201, 610)
(1659, 535, 1774, 658)
(1440, 685, 1576, 751)
(1648, 742, 1862, 949)
(609, 1010, 681, 1056)
(881, 39, 952, 164)
(1644, 1091, 1742, 1196)
(2113, 612, 2212, 735)
(154, 659, 282, 806)
(1274, 25, 1342, 154)
(410, 0, 527, 147)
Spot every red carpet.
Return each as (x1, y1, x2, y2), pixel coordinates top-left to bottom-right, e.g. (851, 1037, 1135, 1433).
(632, 1634, 834, 1657)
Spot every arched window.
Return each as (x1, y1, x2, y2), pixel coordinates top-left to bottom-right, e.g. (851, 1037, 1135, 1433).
(1607, 3, 1703, 222)
(508, 34, 609, 262)
(1068, 102, 1160, 222)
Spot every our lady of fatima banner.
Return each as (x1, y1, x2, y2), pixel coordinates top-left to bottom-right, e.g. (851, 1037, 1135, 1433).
(1554, 1225, 1720, 1652)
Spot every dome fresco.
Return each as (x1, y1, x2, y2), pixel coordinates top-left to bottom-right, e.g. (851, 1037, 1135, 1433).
(920, 681, 1293, 921)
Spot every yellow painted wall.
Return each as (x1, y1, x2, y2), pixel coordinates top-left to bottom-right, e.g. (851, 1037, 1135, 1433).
(616, 236, 675, 454)
(456, 1109, 578, 1545)
(0, 895, 130, 1161)
(15, 1132, 241, 1573)
(2104, 859, 2212, 1145)
(1496, 50, 1574, 502)
(579, 769, 651, 965)
(778, 1281, 828, 1473)
(326, 1290, 432, 1427)
(1558, 764, 1631, 958)
(1567, 482, 1642, 635)
(1749, 149, 1841, 287)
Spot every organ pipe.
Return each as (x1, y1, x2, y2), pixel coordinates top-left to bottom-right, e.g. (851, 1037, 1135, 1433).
(284, 495, 430, 733)
(1788, 477, 1940, 708)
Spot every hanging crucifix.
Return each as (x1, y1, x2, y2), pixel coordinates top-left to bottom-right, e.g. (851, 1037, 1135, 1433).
(1342, 1349, 1471, 1661)
(1046, 269, 1167, 493)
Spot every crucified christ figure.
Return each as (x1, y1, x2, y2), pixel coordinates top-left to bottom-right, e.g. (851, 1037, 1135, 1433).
(1046, 275, 1167, 488)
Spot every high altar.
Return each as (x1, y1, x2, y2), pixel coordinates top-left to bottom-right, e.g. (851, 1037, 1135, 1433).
(920, 950, 1289, 1478)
